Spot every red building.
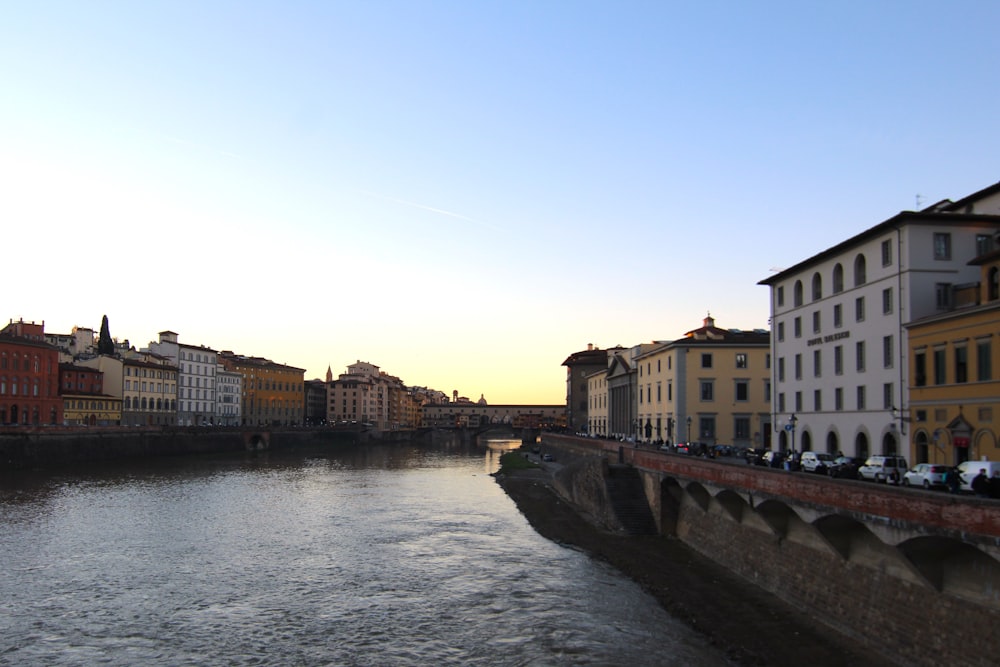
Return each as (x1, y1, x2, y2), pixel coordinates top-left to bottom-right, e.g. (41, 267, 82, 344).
(0, 319, 63, 425)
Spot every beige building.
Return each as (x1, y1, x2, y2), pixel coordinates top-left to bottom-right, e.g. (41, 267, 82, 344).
(587, 367, 608, 437)
(633, 315, 771, 448)
(79, 352, 178, 427)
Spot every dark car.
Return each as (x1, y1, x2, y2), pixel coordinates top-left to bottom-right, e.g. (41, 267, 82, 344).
(745, 448, 769, 466)
(827, 456, 863, 479)
(761, 450, 786, 469)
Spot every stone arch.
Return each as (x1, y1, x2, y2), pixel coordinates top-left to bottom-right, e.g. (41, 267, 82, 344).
(713, 489, 749, 522)
(754, 498, 798, 540)
(897, 536, 1000, 599)
(800, 429, 812, 451)
(685, 481, 711, 512)
(974, 428, 1000, 460)
(881, 428, 898, 455)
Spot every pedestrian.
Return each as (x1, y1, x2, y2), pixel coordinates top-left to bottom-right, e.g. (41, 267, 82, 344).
(990, 471, 1000, 500)
(972, 468, 990, 498)
(945, 467, 961, 494)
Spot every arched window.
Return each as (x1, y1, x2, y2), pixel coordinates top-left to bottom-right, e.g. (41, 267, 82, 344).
(854, 254, 867, 286)
(832, 263, 844, 293)
(812, 272, 822, 301)
(124, 396, 131, 409)
(801, 431, 812, 451)
(855, 432, 869, 459)
(826, 431, 839, 455)
(882, 431, 897, 456)
(141, 397, 148, 410)
(793, 280, 804, 306)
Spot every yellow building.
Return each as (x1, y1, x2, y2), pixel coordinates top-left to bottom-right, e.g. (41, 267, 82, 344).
(906, 249, 1000, 464)
(635, 315, 772, 449)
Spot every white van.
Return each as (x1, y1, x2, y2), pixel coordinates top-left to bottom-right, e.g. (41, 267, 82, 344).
(956, 460, 1000, 493)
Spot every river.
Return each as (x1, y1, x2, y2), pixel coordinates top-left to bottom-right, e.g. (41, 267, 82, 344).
(0, 436, 731, 666)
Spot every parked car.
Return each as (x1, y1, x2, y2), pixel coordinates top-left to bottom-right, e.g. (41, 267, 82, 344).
(858, 455, 909, 483)
(745, 448, 767, 466)
(761, 450, 786, 469)
(799, 451, 836, 474)
(955, 460, 1000, 493)
(902, 463, 950, 489)
(827, 456, 863, 479)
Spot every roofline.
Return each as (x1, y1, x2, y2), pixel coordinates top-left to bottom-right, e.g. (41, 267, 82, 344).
(758, 211, 1000, 286)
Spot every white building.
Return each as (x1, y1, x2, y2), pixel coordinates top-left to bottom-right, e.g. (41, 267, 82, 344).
(760, 181, 1000, 459)
(216, 365, 242, 426)
(145, 331, 218, 426)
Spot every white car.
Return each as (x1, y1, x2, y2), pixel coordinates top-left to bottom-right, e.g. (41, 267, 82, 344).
(858, 455, 909, 483)
(799, 451, 836, 473)
(901, 463, 949, 490)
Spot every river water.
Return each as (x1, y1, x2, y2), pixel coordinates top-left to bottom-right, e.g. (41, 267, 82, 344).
(0, 436, 731, 666)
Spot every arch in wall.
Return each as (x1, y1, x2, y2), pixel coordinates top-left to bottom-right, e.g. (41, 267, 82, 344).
(826, 430, 840, 455)
(855, 431, 870, 459)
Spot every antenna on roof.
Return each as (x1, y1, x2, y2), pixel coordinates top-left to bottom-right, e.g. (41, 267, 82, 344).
(916, 194, 924, 210)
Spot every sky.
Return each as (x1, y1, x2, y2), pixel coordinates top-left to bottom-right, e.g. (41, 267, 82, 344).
(3, 1, 999, 405)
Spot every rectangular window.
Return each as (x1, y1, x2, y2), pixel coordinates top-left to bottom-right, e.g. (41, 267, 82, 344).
(734, 417, 750, 439)
(883, 335, 894, 368)
(933, 348, 946, 384)
(814, 389, 822, 411)
(834, 345, 843, 375)
(778, 321, 785, 341)
(915, 351, 927, 387)
(883, 382, 894, 410)
(764, 380, 771, 402)
(700, 381, 714, 401)
(955, 346, 968, 383)
(812, 311, 821, 333)
(794, 354, 802, 380)
(834, 387, 843, 411)
(978, 339, 992, 381)
(976, 233, 994, 257)
(933, 232, 952, 260)
(855, 296, 865, 322)
(735, 353, 747, 369)
(857, 341, 866, 372)
(735, 380, 749, 401)
(881, 239, 892, 266)
(778, 392, 786, 412)
(857, 385, 866, 410)
(794, 317, 802, 338)
(833, 303, 842, 328)
(777, 286, 784, 307)
(936, 283, 952, 310)
(795, 391, 802, 412)
(701, 353, 712, 369)
(699, 416, 716, 440)
(882, 288, 893, 315)
(813, 349, 822, 377)
(778, 357, 785, 382)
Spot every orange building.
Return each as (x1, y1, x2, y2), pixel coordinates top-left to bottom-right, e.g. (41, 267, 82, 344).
(219, 352, 305, 426)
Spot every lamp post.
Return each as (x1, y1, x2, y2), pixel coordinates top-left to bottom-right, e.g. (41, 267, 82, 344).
(686, 416, 692, 444)
(789, 413, 797, 453)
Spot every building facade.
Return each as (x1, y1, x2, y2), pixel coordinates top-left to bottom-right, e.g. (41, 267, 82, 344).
(561, 345, 612, 434)
(760, 182, 1000, 458)
(906, 247, 1000, 465)
(219, 352, 304, 426)
(146, 332, 218, 426)
(0, 320, 63, 426)
(634, 316, 771, 448)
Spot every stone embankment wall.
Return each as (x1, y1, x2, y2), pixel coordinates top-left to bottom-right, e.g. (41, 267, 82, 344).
(539, 434, 1000, 667)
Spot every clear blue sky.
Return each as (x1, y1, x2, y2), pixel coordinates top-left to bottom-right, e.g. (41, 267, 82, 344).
(3, 1, 998, 404)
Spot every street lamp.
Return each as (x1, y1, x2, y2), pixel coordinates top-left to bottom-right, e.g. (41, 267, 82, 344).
(789, 413, 798, 452)
(686, 416, 692, 443)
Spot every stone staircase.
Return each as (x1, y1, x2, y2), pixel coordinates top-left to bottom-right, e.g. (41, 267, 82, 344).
(605, 464, 657, 535)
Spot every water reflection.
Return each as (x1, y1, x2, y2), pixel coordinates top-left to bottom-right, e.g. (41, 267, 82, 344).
(0, 437, 731, 666)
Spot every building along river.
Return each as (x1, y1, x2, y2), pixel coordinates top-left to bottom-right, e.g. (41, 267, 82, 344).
(0, 435, 731, 666)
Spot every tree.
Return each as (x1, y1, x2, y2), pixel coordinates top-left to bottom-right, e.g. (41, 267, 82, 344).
(98, 315, 114, 355)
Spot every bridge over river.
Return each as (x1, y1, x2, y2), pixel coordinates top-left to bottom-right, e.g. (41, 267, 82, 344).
(540, 433, 1000, 667)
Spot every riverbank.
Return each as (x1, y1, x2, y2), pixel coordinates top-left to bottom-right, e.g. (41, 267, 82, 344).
(495, 465, 897, 667)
